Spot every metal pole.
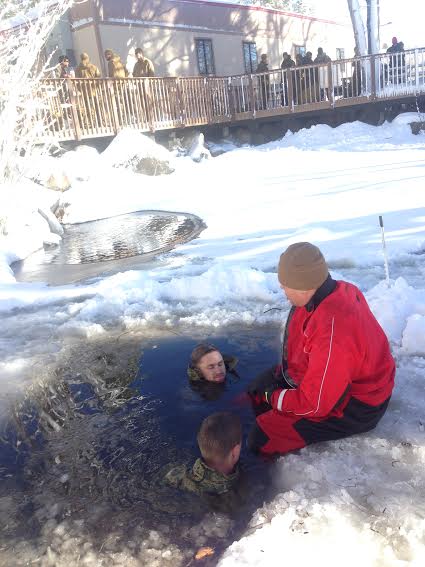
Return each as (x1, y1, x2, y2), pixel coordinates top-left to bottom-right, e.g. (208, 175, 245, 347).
(379, 215, 390, 286)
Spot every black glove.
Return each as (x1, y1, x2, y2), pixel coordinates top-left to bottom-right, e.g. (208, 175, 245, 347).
(263, 384, 282, 406)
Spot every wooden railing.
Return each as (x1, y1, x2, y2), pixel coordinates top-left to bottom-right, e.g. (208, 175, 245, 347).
(36, 47, 425, 142)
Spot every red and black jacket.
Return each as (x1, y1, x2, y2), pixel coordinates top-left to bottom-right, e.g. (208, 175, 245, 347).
(270, 276, 395, 420)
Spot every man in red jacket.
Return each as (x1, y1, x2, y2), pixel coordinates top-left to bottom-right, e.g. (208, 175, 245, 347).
(248, 242, 395, 455)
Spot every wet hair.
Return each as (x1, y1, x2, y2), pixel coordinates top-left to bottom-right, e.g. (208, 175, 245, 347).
(190, 343, 220, 369)
(197, 412, 242, 464)
(135, 47, 143, 55)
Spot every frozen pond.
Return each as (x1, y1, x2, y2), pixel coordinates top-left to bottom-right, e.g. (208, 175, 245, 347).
(12, 210, 206, 285)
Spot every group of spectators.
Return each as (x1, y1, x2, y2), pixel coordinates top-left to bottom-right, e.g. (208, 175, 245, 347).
(53, 47, 155, 79)
(254, 38, 406, 109)
(255, 46, 333, 108)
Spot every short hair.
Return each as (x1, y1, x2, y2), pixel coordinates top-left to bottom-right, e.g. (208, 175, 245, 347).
(317, 47, 324, 54)
(197, 412, 242, 464)
(58, 55, 68, 63)
(261, 53, 267, 59)
(190, 343, 220, 368)
(135, 47, 143, 55)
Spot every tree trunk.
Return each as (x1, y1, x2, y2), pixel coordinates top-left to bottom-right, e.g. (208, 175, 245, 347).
(347, 0, 368, 56)
(367, 0, 380, 54)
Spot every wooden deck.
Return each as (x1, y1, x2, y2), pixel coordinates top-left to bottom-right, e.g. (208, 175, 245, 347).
(36, 47, 425, 142)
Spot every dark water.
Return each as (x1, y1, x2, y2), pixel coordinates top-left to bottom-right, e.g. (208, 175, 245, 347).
(0, 325, 283, 566)
(12, 210, 206, 285)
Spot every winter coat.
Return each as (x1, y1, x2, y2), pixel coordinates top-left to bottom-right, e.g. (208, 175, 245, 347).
(53, 64, 75, 79)
(314, 53, 331, 88)
(165, 459, 246, 513)
(107, 55, 129, 79)
(255, 61, 269, 73)
(166, 458, 240, 495)
(269, 277, 395, 418)
(75, 59, 101, 79)
(314, 52, 331, 64)
(133, 57, 155, 77)
(281, 57, 295, 69)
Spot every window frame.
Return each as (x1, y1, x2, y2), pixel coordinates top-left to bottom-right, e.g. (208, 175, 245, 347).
(195, 38, 216, 76)
(242, 41, 258, 74)
(293, 44, 306, 58)
(336, 48, 345, 60)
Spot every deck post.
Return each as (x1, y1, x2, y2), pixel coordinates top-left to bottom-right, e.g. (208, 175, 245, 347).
(228, 77, 236, 120)
(66, 79, 82, 141)
(287, 70, 295, 112)
(107, 79, 120, 134)
(143, 79, 155, 132)
(370, 54, 377, 100)
(175, 77, 186, 127)
(248, 74, 256, 117)
(415, 49, 419, 88)
(327, 61, 334, 108)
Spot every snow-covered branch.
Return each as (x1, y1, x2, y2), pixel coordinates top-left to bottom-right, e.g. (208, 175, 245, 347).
(0, 0, 74, 185)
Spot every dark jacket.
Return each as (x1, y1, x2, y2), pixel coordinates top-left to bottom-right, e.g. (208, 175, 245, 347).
(256, 61, 269, 73)
(314, 52, 331, 64)
(281, 57, 295, 69)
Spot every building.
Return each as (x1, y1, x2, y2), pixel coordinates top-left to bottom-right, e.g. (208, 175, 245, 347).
(68, 0, 352, 77)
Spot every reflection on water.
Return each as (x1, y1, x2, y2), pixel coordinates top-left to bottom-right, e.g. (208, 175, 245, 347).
(12, 210, 206, 285)
(0, 326, 282, 566)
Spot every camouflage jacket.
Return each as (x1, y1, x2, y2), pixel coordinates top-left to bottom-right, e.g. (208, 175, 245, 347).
(75, 61, 101, 79)
(166, 458, 239, 494)
(108, 55, 129, 79)
(165, 458, 246, 514)
(187, 355, 238, 383)
(133, 57, 155, 77)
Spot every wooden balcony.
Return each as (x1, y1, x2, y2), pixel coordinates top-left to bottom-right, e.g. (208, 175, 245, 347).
(35, 47, 425, 142)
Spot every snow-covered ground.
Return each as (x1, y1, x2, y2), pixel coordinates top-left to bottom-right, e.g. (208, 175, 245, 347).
(1, 115, 425, 565)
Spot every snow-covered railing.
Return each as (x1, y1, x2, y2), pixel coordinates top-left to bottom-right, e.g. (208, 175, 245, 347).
(36, 47, 425, 141)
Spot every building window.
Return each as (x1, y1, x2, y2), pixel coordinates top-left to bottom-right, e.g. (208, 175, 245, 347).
(195, 39, 215, 75)
(294, 45, 306, 58)
(243, 41, 257, 73)
(336, 48, 345, 60)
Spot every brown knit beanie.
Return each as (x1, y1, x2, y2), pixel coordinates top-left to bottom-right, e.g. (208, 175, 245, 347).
(278, 242, 328, 290)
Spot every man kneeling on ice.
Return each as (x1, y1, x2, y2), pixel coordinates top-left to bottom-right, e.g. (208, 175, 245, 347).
(166, 412, 245, 513)
(248, 242, 395, 455)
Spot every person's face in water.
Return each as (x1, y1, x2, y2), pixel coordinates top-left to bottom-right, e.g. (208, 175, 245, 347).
(197, 351, 226, 383)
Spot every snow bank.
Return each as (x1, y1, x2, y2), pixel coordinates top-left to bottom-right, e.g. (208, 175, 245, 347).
(100, 128, 174, 168)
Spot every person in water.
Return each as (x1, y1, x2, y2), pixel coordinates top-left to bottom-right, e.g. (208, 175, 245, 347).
(187, 344, 239, 401)
(187, 343, 238, 383)
(165, 412, 245, 513)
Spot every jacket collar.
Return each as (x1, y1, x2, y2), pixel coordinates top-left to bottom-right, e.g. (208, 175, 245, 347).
(305, 275, 337, 312)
